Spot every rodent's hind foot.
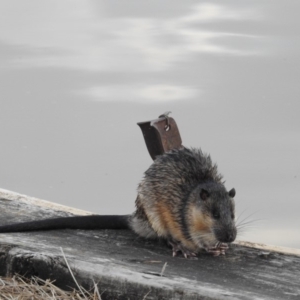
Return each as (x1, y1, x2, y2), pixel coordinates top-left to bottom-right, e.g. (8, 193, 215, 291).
(206, 242, 229, 256)
(168, 240, 197, 259)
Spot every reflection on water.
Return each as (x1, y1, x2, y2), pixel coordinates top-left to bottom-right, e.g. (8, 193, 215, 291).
(0, 0, 299, 248)
(85, 85, 198, 102)
(0, 1, 261, 102)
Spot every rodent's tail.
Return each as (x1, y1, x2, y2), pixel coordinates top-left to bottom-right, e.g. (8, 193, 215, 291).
(0, 215, 131, 233)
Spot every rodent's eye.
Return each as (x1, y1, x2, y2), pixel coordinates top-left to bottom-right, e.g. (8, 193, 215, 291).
(212, 211, 220, 220)
(231, 208, 235, 219)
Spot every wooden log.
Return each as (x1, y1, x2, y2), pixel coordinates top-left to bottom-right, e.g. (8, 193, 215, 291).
(0, 188, 299, 300)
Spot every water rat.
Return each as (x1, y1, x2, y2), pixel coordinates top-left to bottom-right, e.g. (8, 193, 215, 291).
(0, 147, 237, 258)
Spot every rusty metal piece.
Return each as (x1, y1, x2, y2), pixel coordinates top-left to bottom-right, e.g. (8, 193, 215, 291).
(137, 113, 183, 160)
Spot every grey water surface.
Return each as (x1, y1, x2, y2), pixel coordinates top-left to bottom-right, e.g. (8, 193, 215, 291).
(0, 0, 299, 248)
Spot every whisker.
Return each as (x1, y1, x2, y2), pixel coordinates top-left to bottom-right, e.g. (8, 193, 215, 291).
(237, 221, 260, 227)
(235, 208, 252, 223)
(236, 219, 257, 228)
(236, 219, 262, 228)
(235, 210, 260, 226)
(237, 226, 259, 232)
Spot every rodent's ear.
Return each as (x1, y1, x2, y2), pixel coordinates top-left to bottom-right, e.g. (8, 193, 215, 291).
(200, 189, 210, 201)
(228, 188, 236, 198)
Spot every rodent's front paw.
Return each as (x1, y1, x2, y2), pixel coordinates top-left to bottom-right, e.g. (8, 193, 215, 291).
(206, 243, 228, 256)
(168, 240, 198, 259)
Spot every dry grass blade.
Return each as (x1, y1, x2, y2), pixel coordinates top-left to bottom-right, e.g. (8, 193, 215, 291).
(142, 289, 151, 300)
(0, 248, 104, 299)
(60, 247, 87, 300)
(0, 275, 102, 300)
(160, 262, 168, 277)
(0, 275, 101, 300)
(0, 275, 69, 299)
(92, 279, 101, 300)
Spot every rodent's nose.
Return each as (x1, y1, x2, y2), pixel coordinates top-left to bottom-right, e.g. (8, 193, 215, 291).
(225, 230, 236, 243)
(217, 230, 236, 243)
(214, 227, 237, 243)
(226, 232, 236, 243)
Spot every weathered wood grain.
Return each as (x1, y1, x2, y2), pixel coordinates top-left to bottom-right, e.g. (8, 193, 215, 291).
(0, 188, 299, 300)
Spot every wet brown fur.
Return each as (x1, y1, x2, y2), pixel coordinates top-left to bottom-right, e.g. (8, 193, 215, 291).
(130, 147, 237, 253)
